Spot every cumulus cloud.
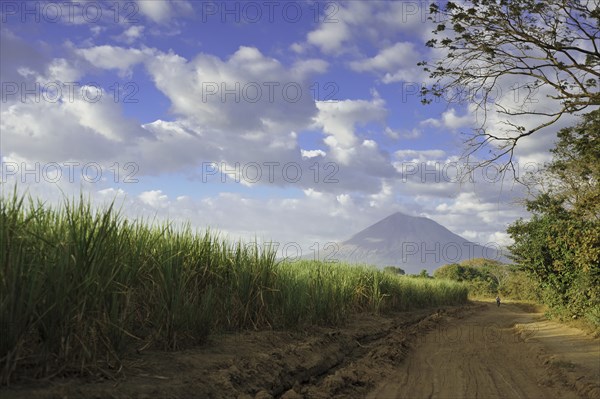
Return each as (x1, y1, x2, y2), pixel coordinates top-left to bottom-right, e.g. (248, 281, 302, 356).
(301, 149, 326, 159)
(76, 45, 151, 75)
(395, 149, 446, 163)
(136, 0, 193, 24)
(441, 108, 475, 130)
(139, 190, 169, 208)
(305, 2, 435, 55)
(313, 93, 387, 153)
(349, 42, 424, 83)
(115, 25, 145, 44)
(5, 40, 405, 195)
(141, 45, 319, 136)
(137, 0, 172, 23)
(0, 17, 539, 257)
(306, 2, 359, 54)
(1, 87, 148, 163)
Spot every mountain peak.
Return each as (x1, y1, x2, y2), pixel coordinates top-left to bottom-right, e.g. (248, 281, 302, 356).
(383, 211, 426, 221)
(345, 211, 441, 244)
(335, 212, 507, 273)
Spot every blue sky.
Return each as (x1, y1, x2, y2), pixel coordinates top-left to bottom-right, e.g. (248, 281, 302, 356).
(1, 0, 572, 259)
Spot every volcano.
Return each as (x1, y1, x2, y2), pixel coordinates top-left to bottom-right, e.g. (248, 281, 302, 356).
(328, 212, 507, 274)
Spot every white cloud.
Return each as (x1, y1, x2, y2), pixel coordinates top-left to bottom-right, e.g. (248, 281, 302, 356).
(460, 230, 479, 241)
(369, 181, 393, 208)
(362, 139, 377, 149)
(301, 149, 326, 159)
(420, 118, 442, 128)
(90, 26, 105, 37)
(436, 192, 500, 219)
(306, 4, 356, 55)
(0, 4, 542, 262)
(350, 42, 423, 83)
(385, 127, 422, 140)
(116, 25, 145, 44)
(313, 94, 387, 151)
(44, 58, 83, 82)
(441, 108, 475, 130)
(395, 149, 446, 162)
(487, 231, 513, 247)
(337, 193, 352, 206)
(307, 21, 351, 54)
(6, 42, 400, 195)
(292, 59, 329, 76)
(1, 86, 147, 163)
(136, 0, 172, 23)
(139, 190, 169, 208)
(421, 107, 476, 132)
(290, 42, 305, 54)
(143, 45, 318, 135)
(305, 2, 435, 55)
(76, 45, 151, 74)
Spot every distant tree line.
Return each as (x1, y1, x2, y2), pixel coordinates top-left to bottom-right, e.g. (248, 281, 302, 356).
(433, 258, 539, 299)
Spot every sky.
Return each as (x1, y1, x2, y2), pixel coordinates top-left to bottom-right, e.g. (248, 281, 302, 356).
(0, 0, 582, 261)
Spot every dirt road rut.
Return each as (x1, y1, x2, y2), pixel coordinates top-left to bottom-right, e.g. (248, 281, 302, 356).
(3, 301, 599, 398)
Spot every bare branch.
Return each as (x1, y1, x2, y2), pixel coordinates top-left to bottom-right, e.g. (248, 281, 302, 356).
(421, 0, 600, 174)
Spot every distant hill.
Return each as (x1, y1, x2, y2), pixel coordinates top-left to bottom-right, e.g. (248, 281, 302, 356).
(323, 212, 508, 274)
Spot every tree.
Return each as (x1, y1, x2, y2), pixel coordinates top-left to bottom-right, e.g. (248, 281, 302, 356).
(461, 258, 510, 289)
(420, 0, 600, 170)
(433, 259, 514, 296)
(546, 109, 600, 220)
(383, 266, 406, 275)
(507, 110, 600, 322)
(434, 262, 482, 281)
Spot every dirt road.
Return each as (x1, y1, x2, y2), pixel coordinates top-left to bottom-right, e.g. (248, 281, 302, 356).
(3, 301, 599, 399)
(368, 301, 599, 399)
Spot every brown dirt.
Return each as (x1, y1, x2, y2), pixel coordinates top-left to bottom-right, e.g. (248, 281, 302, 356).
(2, 301, 598, 399)
(368, 301, 600, 399)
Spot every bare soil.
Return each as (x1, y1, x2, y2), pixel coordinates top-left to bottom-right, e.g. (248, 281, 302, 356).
(2, 301, 599, 399)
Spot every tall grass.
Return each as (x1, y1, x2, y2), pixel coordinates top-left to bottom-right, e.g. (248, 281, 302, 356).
(0, 191, 467, 384)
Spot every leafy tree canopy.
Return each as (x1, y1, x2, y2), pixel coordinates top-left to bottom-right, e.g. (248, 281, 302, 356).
(383, 266, 406, 275)
(508, 110, 600, 320)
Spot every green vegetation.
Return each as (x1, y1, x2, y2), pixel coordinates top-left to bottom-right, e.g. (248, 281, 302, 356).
(383, 266, 405, 275)
(415, 269, 431, 279)
(508, 110, 600, 327)
(0, 192, 468, 384)
(434, 258, 539, 300)
(419, 0, 598, 329)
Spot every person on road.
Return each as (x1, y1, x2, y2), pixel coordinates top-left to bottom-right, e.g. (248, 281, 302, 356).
(496, 295, 501, 307)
